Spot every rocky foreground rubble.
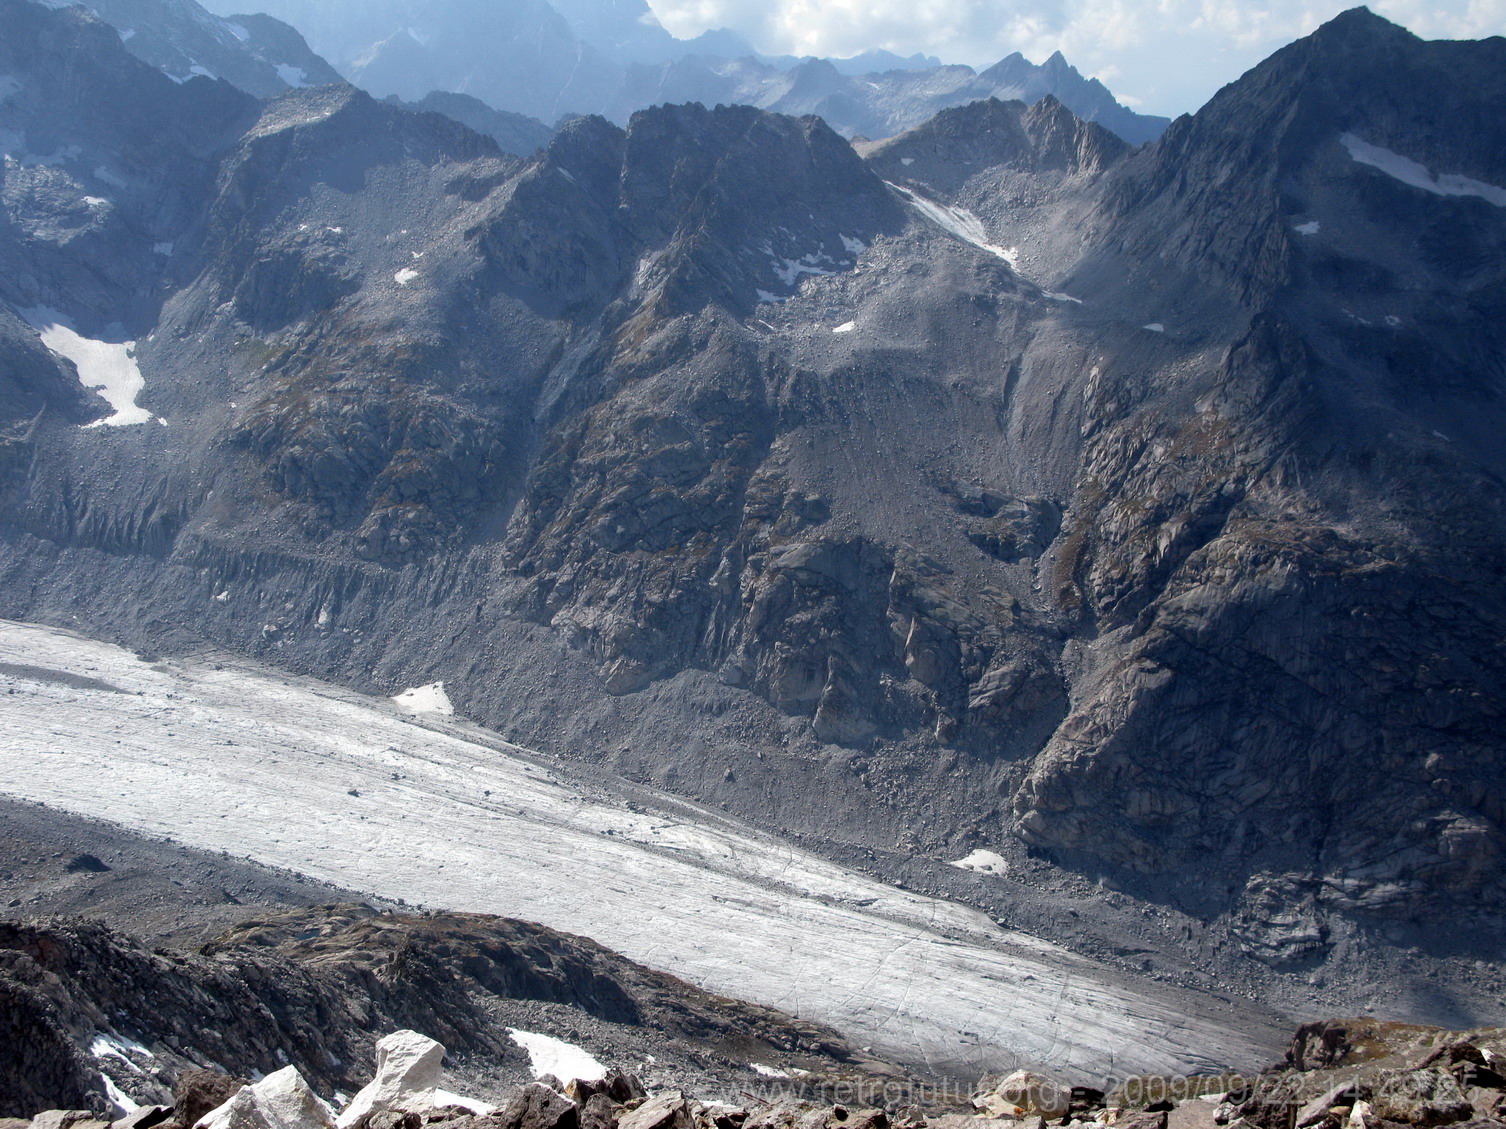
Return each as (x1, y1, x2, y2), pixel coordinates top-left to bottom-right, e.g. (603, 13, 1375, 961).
(7, 1019, 1506, 1129)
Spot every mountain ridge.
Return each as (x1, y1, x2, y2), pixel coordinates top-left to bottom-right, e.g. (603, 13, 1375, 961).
(186, 0, 1168, 143)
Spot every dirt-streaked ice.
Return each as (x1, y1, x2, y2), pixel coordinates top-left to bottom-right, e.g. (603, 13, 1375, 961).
(887, 183, 1018, 267)
(0, 619, 1279, 1082)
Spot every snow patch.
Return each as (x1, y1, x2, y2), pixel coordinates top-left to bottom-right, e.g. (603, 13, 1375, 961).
(100, 1074, 140, 1116)
(751, 1064, 791, 1078)
(1142, 323, 1165, 333)
(839, 233, 866, 256)
(0, 76, 19, 103)
(226, 22, 250, 41)
(755, 289, 785, 305)
(1044, 291, 1084, 305)
(393, 268, 420, 287)
(188, 65, 216, 80)
(19, 307, 152, 427)
(900, 157, 914, 166)
(772, 253, 835, 288)
(91, 1032, 154, 1066)
(118, 28, 135, 42)
(153, 242, 174, 256)
(392, 682, 452, 716)
(507, 1030, 605, 1084)
(950, 849, 1008, 875)
(275, 64, 310, 88)
(1341, 133, 1506, 207)
(832, 321, 856, 334)
(82, 196, 109, 208)
(887, 182, 1016, 265)
(1294, 220, 1320, 235)
(430, 1091, 495, 1116)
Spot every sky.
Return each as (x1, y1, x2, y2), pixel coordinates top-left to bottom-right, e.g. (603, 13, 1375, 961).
(642, 0, 1506, 117)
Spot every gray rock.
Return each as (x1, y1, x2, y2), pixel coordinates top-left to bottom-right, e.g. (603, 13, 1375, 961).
(616, 1096, 690, 1129)
(494, 1086, 577, 1129)
(28, 1115, 99, 1129)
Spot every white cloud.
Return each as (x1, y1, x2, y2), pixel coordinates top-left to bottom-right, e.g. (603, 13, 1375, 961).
(643, 0, 1506, 116)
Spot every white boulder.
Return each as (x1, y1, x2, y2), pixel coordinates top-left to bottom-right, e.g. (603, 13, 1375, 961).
(973, 1071, 1071, 1120)
(336, 1031, 445, 1129)
(196, 1067, 335, 1129)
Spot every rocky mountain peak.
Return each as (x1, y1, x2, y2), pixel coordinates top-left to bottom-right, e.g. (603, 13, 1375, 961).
(24, 0, 342, 98)
(860, 95, 1126, 188)
(1306, 5, 1417, 48)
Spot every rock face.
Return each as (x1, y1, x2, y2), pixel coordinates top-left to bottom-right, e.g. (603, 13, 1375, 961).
(0, 0, 1504, 996)
(56, 0, 342, 98)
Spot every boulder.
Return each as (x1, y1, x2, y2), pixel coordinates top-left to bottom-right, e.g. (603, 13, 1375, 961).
(1367, 1070, 1472, 1127)
(577, 1097, 616, 1129)
(494, 1086, 578, 1129)
(562, 1079, 642, 1111)
(29, 1114, 99, 1129)
(698, 1107, 745, 1129)
(603, 1079, 644, 1107)
(196, 1067, 336, 1129)
(1296, 1085, 1359, 1129)
(976, 1073, 1071, 1120)
(111, 1109, 172, 1129)
(358, 1115, 420, 1129)
(1118, 1113, 1168, 1129)
(337, 1032, 446, 1129)
(176, 1074, 250, 1129)
(617, 1096, 691, 1129)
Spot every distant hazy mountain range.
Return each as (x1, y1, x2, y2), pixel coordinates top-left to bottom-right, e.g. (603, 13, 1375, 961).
(186, 0, 1170, 143)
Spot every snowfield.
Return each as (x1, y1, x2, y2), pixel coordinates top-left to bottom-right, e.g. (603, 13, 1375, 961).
(18, 307, 153, 426)
(508, 1030, 606, 1083)
(0, 619, 1276, 1082)
(887, 183, 1019, 266)
(1341, 132, 1506, 207)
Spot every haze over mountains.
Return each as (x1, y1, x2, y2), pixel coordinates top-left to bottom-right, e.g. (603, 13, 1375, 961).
(186, 0, 1170, 142)
(2, 0, 1505, 1102)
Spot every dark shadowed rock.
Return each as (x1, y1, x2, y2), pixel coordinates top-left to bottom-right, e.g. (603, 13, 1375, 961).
(174, 1073, 249, 1129)
(494, 1086, 577, 1129)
